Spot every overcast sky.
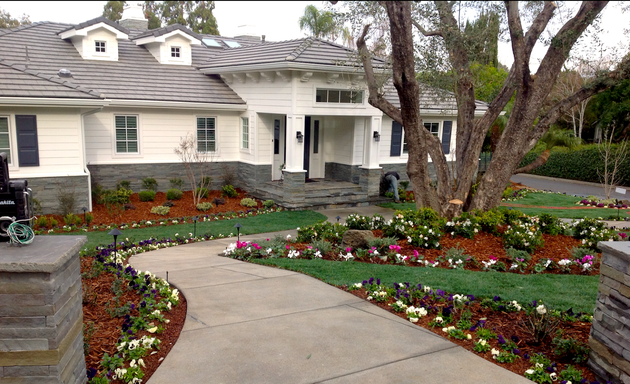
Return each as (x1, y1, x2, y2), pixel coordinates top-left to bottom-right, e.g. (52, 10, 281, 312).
(0, 1, 627, 71)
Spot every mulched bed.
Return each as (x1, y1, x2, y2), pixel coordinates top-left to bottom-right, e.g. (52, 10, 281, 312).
(346, 286, 595, 381)
(81, 255, 186, 383)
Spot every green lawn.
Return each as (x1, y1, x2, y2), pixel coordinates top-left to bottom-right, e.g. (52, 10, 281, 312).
(53, 210, 327, 249)
(253, 258, 598, 314)
(498, 206, 629, 219)
(514, 192, 581, 207)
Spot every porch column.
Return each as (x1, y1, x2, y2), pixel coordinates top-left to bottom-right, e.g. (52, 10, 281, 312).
(359, 116, 382, 197)
(283, 114, 305, 205)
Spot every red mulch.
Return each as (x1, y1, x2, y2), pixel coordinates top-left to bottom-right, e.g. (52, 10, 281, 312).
(81, 256, 186, 383)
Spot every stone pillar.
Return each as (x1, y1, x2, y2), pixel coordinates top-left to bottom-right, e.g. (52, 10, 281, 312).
(359, 168, 381, 197)
(0, 236, 88, 384)
(588, 241, 630, 384)
(283, 171, 305, 206)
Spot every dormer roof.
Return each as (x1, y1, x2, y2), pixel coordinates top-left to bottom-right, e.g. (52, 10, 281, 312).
(58, 17, 129, 40)
(133, 24, 202, 45)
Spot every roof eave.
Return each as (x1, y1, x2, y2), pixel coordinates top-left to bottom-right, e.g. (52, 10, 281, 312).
(199, 62, 387, 75)
(0, 97, 108, 107)
(107, 99, 247, 111)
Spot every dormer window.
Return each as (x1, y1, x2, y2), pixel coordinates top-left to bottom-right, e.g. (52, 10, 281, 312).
(171, 46, 181, 58)
(95, 40, 106, 53)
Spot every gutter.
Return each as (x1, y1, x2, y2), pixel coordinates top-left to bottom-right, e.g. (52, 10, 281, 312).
(198, 62, 389, 75)
(0, 97, 108, 107)
(107, 99, 247, 111)
(80, 107, 104, 212)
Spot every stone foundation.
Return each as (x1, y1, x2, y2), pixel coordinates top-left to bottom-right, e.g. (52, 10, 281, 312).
(282, 171, 305, 205)
(0, 235, 88, 384)
(237, 163, 272, 192)
(26, 175, 90, 215)
(359, 168, 381, 197)
(588, 241, 630, 384)
(325, 163, 361, 184)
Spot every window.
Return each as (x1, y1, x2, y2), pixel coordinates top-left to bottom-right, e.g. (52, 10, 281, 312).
(197, 117, 216, 152)
(171, 46, 181, 58)
(115, 115, 138, 153)
(224, 41, 241, 48)
(313, 120, 319, 154)
(0, 117, 11, 164)
(241, 117, 249, 150)
(399, 122, 440, 155)
(95, 40, 106, 53)
(316, 89, 363, 104)
(273, 119, 280, 155)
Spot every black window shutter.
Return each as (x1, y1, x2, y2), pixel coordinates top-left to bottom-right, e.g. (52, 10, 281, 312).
(441, 121, 452, 155)
(390, 121, 402, 157)
(15, 115, 39, 167)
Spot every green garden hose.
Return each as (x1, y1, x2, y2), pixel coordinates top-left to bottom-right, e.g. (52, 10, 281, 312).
(1, 217, 35, 245)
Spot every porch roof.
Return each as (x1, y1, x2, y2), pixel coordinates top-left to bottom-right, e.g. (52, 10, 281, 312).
(383, 81, 489, 114)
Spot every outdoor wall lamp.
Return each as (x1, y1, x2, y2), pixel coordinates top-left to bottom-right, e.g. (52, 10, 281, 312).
(373, 131, 381, 142)
(296, 131, 304, 143)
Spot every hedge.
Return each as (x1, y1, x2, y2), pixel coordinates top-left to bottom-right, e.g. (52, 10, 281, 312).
(518, 144, 630, 186)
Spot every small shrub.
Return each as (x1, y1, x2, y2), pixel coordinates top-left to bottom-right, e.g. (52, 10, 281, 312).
(552, 334, 590, 364)
(367, 237, 398, 255)
(222, 184, 238, 198)
(196, 202, 214, 211)
(169, 178, 184, 189)
(32, 198, 43, 216)
(221, 164, 237, 186)
(162, 201, 175, 207)
(116, 180, 131, 190)
(57, 183, 76, 216)
(263, 200, 275, 209)
(138, 190, 156, 202)
(474, 208, 504, 234)
(141, 177, 158, 191)
(50, 218, 58, 227)
(150, 206, 170, 216)
(102, 188, 132, 205)
(572, 218, 616, 249)
(166, 188, 183, 200)
(92, 183, 106, 204)
(36, 216, 50, 228)
(309, 239, 332, 254)
(197, 176, 212, 189)
(85, 212, 94, 225)
(240, 198, 257, 208)
(345, 214, 372, 230)
(439, 245, 474, 269)
(502, 217, 544, 253)
(539, 213, 566, 235)
(399, 180, 410, 190)
(63, 213, 82, 227)
(195, 187, 209, 199)
(506, 247, 532, 263)
(502, 209, 525, 226)
(212, 197, 226, 205)
(570, 246, 596, 260)
(444, 213, 481, 239)
(502, 187, 513, 200)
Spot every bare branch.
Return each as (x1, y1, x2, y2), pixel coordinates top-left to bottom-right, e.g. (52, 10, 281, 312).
(523, 1, 557, 56)
(356, 24, 402, 123)
(505, 1, 526, 70)
(411, 19, 442, 37)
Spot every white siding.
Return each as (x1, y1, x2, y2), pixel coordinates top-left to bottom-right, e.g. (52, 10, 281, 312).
(0, 107, 84, 177)
(85, 108, 243, 165)
(226, 78, 293, 114)
(353, 117, 365, 165)
(323, 116, 354, 165)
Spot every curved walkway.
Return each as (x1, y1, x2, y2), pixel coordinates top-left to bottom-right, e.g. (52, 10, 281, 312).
(130, 208, 532, 384)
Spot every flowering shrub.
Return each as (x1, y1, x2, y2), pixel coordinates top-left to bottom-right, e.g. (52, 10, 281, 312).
(502, 216, 543, 253)
(533, 258, 555, 273)
(222, 240, 266, 260)
(538, 213, 567, 236)
(444, 213, 481, 239)
(571, 218, 616, 249)
(438, 246, 476, 269)
(296, 222, 347, 243)
(473, 208, 504, 235)
(383, 213, 416, 239)
(150, 206, 170, 216)
(481, 255, 506, 271)
(406, 225, 442, 249)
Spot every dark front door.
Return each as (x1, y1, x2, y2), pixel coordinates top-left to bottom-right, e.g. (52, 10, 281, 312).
(303, 116, 311, 179)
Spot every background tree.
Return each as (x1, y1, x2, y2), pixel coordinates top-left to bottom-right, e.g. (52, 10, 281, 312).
(102, 1, 125, 22)
(350, 1, 630, 217)
(464, 11, 500, 68)
(299, 5, 337, 39)
(589, 78, 630, 142)
(186, 1, 219, 35)
(0, 8, 30, 28)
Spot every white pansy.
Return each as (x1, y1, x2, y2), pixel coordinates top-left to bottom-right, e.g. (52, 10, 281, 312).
(536, 304, 547, 315)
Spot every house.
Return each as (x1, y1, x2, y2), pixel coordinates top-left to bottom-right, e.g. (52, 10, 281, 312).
(0, 3, 488, 214)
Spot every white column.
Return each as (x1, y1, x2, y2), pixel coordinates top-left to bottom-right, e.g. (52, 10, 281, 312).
(285, 114, 306, 172)
(362, 116, 382, 169)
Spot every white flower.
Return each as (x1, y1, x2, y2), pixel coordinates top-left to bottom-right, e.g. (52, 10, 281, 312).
(353, 283, 362, 289)
(525, 369, 535, 375)
(491, 348, 500, 358)
(434, 316, 443, 324)
(467, 334, 472, 340)
(409, 317, 418, 323)
(286, 234, 292, 239)
(478, 339, 487, 346)
(536, 304, 547, 315)
(147, 326, 158, 333)
(550, 372, 557, 381)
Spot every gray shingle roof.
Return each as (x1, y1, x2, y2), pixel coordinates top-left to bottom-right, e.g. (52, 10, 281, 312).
(383, 81, 489, 112)
(132, 23, 200, 41)
(0, 22, 245, 105)
(199, 37, 387, 71)
(58, 16, 130, 35)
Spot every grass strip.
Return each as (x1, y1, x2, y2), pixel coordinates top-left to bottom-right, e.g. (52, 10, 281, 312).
(253, 258, 598, 314)
(498, 206, 629, 219)
(53, 210, 327, 249)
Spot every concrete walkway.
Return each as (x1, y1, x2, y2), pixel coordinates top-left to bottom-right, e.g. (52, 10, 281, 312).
(130, 225, 532, 383)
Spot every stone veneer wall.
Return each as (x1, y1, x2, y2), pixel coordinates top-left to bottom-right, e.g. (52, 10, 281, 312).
(588, 241, 630, 384)
(324, 163, 361, 184)
(26, 175, 90, 216)
(0, 236, 88, 384)
(236, 163, 272, 191)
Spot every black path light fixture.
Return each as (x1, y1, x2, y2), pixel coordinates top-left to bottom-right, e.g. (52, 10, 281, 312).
(108, 228, 123, 259)
(234, 222, 243, 242)
(193, 216, 199, 237)
(336, 215, 341, 223)
(82, 207, 87, 224)
(616, 199, 622, 220)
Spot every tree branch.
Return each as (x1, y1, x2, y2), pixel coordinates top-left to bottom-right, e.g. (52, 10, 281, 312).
(523, 1, 557, 57)
(505, 1, 526, 71)
(411, 19, 443, 37)
(356, 24, 402, 123)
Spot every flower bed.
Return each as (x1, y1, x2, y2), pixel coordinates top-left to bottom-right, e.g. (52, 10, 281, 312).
(222, 210, 623, 276)
(346, 278, 596, 383)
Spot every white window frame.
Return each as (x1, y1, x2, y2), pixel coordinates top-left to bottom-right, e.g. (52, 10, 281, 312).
(312, 86, 366, 109)
(0, 116, 13, 167)
(241, 117, 249, 151)
(402, 121, 441, 155)
(113, 115, 140, 155)
(170, 46, 181, 58)
(197, 116, 217, 153)
(95, 40, 107, 54)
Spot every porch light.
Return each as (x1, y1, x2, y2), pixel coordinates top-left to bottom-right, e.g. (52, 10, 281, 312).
(296, 131, 304, 143)
(373, 131, 381, 142)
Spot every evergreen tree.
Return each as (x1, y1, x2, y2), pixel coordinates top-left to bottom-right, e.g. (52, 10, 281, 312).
(102, 1, 125, 22)
(186, 1, 219, 35)
(0, 8, 30, 28)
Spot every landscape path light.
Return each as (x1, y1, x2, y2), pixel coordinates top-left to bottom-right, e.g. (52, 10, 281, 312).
(193, 216, 198, 237)
(108, 228, 123, 260)
(82, 207, 87, 224)
(234, 222, 242, 241)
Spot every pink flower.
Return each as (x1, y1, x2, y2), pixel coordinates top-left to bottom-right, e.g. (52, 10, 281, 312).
(346, 247, 352, 253)
(620, 233, 627, 239)
(286, 245, 290, 250)
(489, 255, 497, 261)
(266, 238, 270, 241)
(413, 250, 419, 257)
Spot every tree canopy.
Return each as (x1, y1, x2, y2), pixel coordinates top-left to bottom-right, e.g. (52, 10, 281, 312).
(298, 5, 337, 39)
(343, 1, 630, 217)
(102, 1, 219, 35)
(0, 7, 30, 29)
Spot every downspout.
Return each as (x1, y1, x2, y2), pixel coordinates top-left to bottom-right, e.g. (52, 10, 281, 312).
(80, 106, 105, 212)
